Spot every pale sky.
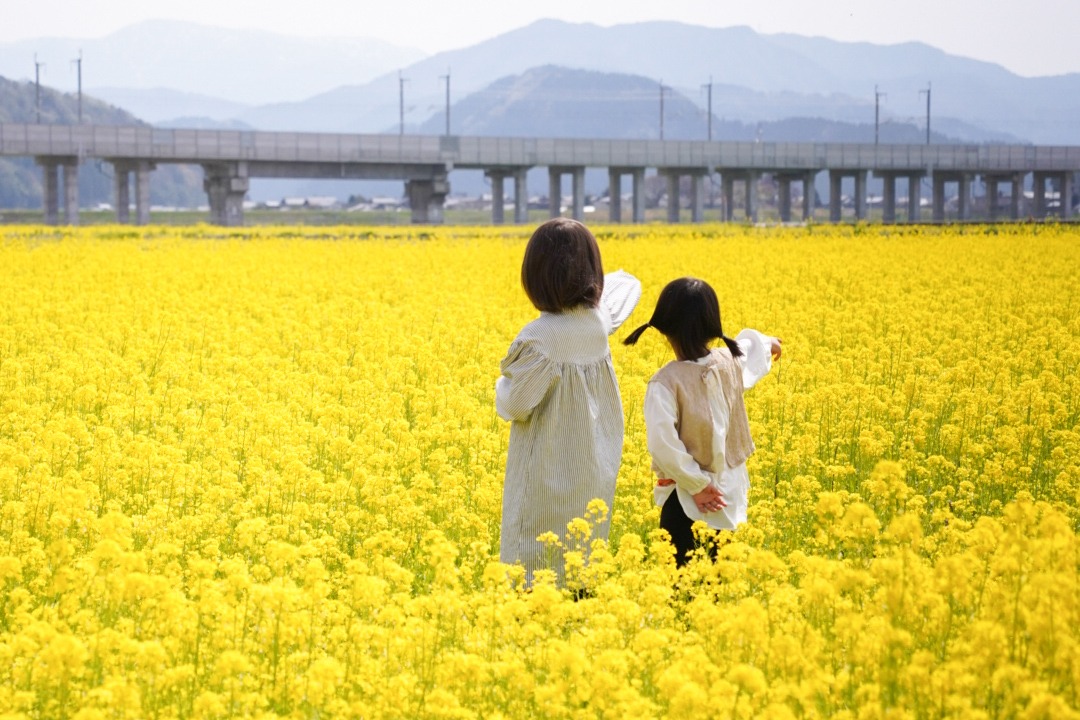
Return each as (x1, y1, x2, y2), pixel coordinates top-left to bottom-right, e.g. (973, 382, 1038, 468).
(2, 0, 1079, 77)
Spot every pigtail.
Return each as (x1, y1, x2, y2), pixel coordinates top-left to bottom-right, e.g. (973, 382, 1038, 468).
(720, 334, 744, 358)
(623, 323, 651, 346)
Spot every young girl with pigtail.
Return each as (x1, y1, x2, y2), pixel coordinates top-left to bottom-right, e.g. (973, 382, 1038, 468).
(624, 277, 781, 567)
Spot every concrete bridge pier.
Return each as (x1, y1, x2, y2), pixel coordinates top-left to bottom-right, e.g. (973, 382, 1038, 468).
(631, 168, 646, 223)
(1035, 171, 1074, 219)
(485, 167, 529, 224)
(548, 167, 586, 220)
(985, 173, 1023, 220)
(114, 161, 155, 224)
(1032, 172, 1049, 217)
(877, 172, 923, 223)
(907, 175, 923, 222)
(665, 171, 681, 223)
(828, 171, 842, 221)
(203, 163, 250, 226)
(1028, 172, 1045, 218)
(660, 170, 708, 222)
(406, 174, 449, 224)
(1009, 174, 1023, 219)
(776, 172, 814, 222)
(134, 162, 153, 225)
(40, 160, 60, 225)
(721, 174, 734, 221)
(486, 170, 506, 225)
(854, 171, 868, 220)
(721, 171, 758, 222)
(958, 175, 971, 220)
(608, 168, 622, 222)
(113, 162, 131, 224)
(828, 170, 867, 222)
(63, 161, 79, 226)
(933, 172, 973, 222)
(36, 157, 79, 225)
(689, 173, 705, 222)
(778, 175, 794, 222)
(880, 174, 897, 223)
(1063, 172, 1074, 219)
(513, 170, 528, 223)
(608, 167, 646, 223)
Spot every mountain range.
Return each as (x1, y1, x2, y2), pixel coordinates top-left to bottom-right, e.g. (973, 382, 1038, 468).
(0, 20, 424, 107)
(4, 19, 1078, 144)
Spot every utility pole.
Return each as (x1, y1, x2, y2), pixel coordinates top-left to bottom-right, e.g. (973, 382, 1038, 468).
(919, 82, 932, 144)
(874, 85, 886, 145)
(34, 55, 44, 123)
(702, 76, 713, 141)
(659, 80, 668, 140)
(72, 49, 82, 122)
(398, 70, 407, 135)
(440, 68, 451, 136)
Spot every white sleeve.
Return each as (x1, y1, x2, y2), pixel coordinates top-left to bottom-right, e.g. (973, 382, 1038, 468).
(644, 383, 712, 495)
(734, 328, 777, 390)
(599, 270, 642, 335)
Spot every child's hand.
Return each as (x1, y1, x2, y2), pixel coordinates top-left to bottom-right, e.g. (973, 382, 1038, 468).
(692, 484, 726, 514)
(770, 338, 783, 360)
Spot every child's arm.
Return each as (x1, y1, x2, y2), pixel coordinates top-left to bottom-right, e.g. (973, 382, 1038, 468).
(600, 270, 642, 335)
(495, 339, 557, 422)
(734, 328, 782, 390)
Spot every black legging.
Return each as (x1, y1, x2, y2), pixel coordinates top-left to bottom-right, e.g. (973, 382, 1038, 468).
(660, 491, 697, 567)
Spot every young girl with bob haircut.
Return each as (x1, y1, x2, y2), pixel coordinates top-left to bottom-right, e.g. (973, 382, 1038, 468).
(624, 277, 780, 567)
(496, 218, 641, 583)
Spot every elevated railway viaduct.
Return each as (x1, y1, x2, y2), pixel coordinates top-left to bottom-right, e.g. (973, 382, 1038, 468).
(2, 123, 1076, 225)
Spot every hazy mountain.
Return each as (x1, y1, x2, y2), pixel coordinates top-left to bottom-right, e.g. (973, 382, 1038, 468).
(240, 19, 1080, 144)
(89, 86, 252, 123)
(412, 66, 1019, 145)
(155, 116, 255, 131)
(414, 65, 707, 139)
(0, 76, 204, 209)
(9, 18, 1077, 143)
(0, 19, 426, 106)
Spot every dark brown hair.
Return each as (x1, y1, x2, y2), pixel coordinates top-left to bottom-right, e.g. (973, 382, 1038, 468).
(521, 218, 604, 312)
(623, 277, 742, 361)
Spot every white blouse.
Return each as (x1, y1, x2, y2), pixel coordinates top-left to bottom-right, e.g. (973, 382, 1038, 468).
(644, 328, 777, 531)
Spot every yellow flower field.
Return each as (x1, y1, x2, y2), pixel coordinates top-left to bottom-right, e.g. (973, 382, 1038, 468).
(0, 222, 1078, 719)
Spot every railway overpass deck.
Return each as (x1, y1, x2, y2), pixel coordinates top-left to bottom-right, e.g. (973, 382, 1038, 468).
(2, 123, 1077, 225)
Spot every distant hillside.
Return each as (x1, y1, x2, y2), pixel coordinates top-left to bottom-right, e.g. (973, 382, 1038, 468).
(236, 19, 1080, 145)
(415, 66, 710, 139)
(90, 86, 252, 124)
(0, 75, 204, 209)
(155, 116, 255, 131)
(413, 66, 1018, 145)
(0, 20, 427, 106)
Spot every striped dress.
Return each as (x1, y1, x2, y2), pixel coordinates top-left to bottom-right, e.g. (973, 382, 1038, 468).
(495, 270, 641, 582)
